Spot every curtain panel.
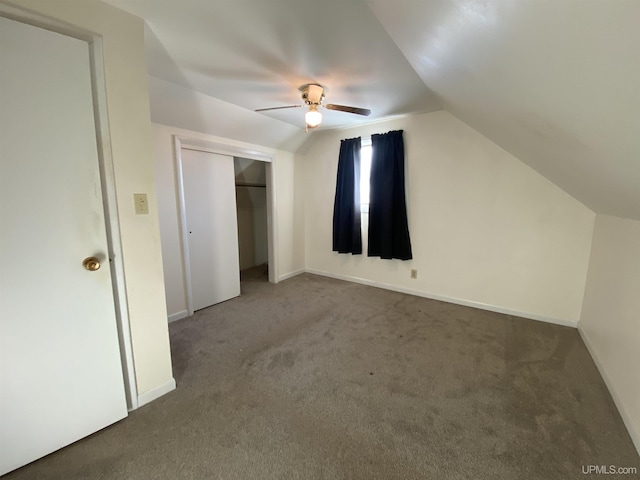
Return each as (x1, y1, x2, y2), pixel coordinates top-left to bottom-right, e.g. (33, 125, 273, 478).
(368, 130, 413, 260)
(332, 136, 362, 254)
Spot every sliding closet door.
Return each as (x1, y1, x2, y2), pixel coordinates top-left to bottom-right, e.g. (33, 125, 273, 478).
(181, 149, 240, 311)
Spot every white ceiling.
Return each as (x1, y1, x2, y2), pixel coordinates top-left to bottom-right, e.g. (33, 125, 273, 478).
(369, 0, 640, 219)
(105, 0, 640, 220)
(107, 0, 440, 130)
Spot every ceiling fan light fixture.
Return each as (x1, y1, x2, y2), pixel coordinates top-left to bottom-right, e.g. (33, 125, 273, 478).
(305, 105, 322, 128)
(255, 83, 370, 130)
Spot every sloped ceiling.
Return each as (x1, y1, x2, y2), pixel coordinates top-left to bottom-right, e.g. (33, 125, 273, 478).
(105, 0, 639, 220)
(107, 0, 440, 130)
(368, 0, 640, 220)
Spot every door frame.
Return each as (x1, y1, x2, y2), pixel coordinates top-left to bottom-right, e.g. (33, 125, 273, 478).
(0, 5, 139, 410)
(173, 135, 278, 317)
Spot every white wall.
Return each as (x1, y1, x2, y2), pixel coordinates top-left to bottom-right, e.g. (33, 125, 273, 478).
(10, 0, 175, 401)
(579, 215, 640, 452)
(252, 200, 269, 266)
(236, 186, 268, 271)
(298, 110, 595, 325)
(234, 158, 269, 270)
(148, 76, 308, 153)
(153, 123, 303, 320)
(235, 157, 267, 185)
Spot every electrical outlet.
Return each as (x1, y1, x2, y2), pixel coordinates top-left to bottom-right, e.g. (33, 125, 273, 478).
(134, 193, 149, 215)
(410, 269, 418, 279)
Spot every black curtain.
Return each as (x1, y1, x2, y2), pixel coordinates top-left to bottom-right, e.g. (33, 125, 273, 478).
(368, 130, 412, 260)
(332, 137, 362, 254)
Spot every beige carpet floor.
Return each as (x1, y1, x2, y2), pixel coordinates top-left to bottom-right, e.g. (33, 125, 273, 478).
(3, 269, 639, 479)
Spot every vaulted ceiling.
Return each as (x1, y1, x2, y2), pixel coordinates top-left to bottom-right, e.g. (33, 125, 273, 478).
(105, 0, 640, 220)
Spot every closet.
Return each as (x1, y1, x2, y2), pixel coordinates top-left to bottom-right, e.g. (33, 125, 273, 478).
(234, 157, 268, 276)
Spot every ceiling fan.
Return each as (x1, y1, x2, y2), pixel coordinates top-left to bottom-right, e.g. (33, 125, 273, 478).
(255, 83, 371, 131)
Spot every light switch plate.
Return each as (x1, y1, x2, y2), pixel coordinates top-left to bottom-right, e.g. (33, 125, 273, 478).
(134, 193, 149, 215)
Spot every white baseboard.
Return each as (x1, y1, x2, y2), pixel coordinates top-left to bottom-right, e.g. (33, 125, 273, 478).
(137, 378, 176, 408)
(278, 269, 305, 282)
(578, 327, 640, 455)
(168, 310, 188, 323)
(305, 268, 578, 328)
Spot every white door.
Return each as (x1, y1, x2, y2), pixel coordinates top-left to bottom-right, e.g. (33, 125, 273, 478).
(0, 17, 127, 475)
(181, 149, 241, 311)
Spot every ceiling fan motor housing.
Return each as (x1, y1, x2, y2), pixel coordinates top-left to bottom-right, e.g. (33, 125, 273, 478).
(301, 83, 325, 105)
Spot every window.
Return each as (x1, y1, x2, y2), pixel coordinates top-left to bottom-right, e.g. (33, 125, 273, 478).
(360, 139, 372, 213)
(333, 130, 411, 259)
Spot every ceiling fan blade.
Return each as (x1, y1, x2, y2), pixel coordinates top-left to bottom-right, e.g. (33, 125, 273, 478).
(325, 104, 371, 116)
(255, 105, 302, 112)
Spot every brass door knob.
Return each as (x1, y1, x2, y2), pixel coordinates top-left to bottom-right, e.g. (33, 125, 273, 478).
(82, 257, 101, 271)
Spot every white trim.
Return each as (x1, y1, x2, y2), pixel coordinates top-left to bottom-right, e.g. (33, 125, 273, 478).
(168, 310, 189, 323)
(0, 3, 97, 41)
(265, 161, 279, 283)
(0, 5, 139, 410)
(173, 137, 195, 317)
(578, 327, 640, 455)
(137, 378, 176, 408)
(279, 269, 305, 282)
(89, 37, 138, 411)
(305, 268, 578, 328)
(179, 139, 272, 163)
